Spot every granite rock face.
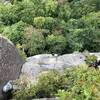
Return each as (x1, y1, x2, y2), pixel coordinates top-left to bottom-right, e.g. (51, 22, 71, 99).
(0, 36, 24, 98)
(21, 53, 86, 78)
(21, 53, 100, 79)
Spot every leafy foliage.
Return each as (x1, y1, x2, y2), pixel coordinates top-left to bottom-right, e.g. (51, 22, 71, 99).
(34, 17, 45, 28)
(0, 0, 99, 56)
(85, 54, 97, 65)
(12, 65, 100, 99)
(16, 44, 27, 61)
(12, 70, 67, 99)
(57, 65, 100, 99)
(3, 21, 27, 45)
(27, 31, 45, 56)
(46, 34, 67, 54)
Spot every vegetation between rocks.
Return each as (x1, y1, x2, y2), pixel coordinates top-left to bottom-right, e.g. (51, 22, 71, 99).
(12, 64, 100, 100)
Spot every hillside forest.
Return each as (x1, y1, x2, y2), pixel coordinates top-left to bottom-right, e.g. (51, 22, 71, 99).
(0, 0, 100, 57)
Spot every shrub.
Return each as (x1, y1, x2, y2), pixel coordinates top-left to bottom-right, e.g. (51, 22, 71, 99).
(33, 71, 67, 98)
(85, 54, 97, 65)
(12, 74, 36, 100)
(17, 2, 35, 25)
(43, 17, 57, 31)
(57, 1, 71, 21)
(44, 0, 58, 16)
(27, 31, 45, 56)
(42, 29, 51, 37)
(12, 70, 67, 99)
(68, 28, 99, 52)
(34, 17, 45, 28)
(3, 21, 27, 45)
(13, 65, 100, 99)
(16, 44, 27, 61)
(56, 90, 67, 100)
(57, 65, 100, 99)
(46, 34, 67, 54)
(0, 4, 19, 25)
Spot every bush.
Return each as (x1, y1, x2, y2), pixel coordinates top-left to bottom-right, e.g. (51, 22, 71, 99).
(0, 4, 19, 25)
(3, 21, 27, 45)
(85, 54, 97, 65)
(16, 44, 27, 61)
(46, 34, 67, 54)
(43, 17, 57, 31)
(57, 1, 71, 21)
(13, 65, 100, 99)
(27, 31, 45, 56)
(33, 71, 67, 98)
(12, 74, 36, 100)
(56, 90, 67, 100)
(12, 70, 67, 99)
(68, 28, 99, 52)
(57, 65, 100, 99)
(16, 2, 35, 25)
(44, 0, 58, 16)
(34, 17, 45, 28)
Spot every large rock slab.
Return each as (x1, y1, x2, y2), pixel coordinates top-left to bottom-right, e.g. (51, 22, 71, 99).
(22, 63, 42, 77)
(21, 53, 100, 78)
(21, 54, 85, 78)
(90, 53, 100, 58)
(57, 53, 86, 67)
(0, 36, 24, 98)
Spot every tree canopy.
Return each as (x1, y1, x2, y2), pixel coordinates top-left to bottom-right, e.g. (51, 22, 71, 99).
(0, 0, 99, 56)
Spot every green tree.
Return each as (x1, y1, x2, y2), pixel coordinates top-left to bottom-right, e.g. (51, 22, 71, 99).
(81, 11, 100, 29)
(44, 0, 58, 16)
(27, 31, 45, 56)
(68, 28, 100, 52)
(43, 17, 56, 31)
(71, 0, 97, 18)
(34, 17, 45, 28)
(16, 2, 35, 25)
(3, 21, 27, 45)
(0, 4, 19, 25)
(57, 1, 71, 21)
(46, 34, 67, 54)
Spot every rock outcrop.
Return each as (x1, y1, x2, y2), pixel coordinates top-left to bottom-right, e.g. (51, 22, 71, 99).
(21, 53, 100, 79)
(21, 53, 84, 78)
(0, 35, 24, 98)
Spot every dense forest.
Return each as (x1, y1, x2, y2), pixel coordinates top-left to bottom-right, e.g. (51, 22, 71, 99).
(0, 0, 100, 57)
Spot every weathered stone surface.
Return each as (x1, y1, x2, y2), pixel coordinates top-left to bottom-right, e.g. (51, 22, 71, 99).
(22, 63, 42, 77)
(0, 35, 24, 97)
(90, 53, 100, 58)
(21, 53, 100, 79)
(21, 54, 84, 78)
(57, 53, 86, 67)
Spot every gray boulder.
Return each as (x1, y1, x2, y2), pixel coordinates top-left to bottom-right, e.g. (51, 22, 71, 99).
(21, 53, 100, 78)
(22, 54, 55, 77)
(22, 63, 42, 77)
(21, 53, 86, 78)
(0, 36, 24, 98)
(57, 53, 86, 67)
